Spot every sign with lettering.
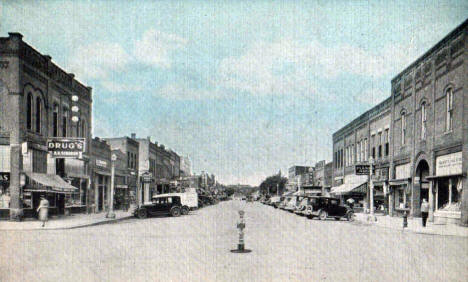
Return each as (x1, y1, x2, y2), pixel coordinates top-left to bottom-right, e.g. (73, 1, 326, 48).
(436, 152, 462, 176)
(0, 172, 10, 182)
(355, 165, 370, 175)
(47, 138, 85, 158)
(95, 159, 108, 168)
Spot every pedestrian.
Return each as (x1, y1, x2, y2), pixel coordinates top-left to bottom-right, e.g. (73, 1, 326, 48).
(37, 195, 50, 227)
(421, 198, 429, 227)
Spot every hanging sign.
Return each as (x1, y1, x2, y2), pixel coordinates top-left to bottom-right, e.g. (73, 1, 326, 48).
(47, 138, 85, 158)
(355, 165, 370, 175)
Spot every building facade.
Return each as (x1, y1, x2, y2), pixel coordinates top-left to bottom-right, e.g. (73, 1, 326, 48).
(332, 19, 468, 225)
(0, 33, 92, 219)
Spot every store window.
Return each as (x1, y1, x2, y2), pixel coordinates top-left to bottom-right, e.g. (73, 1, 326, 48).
(446, 88, 453, 132)
(53, 104, 59, 137)
(27, 93, 33, 130)
(421, 102, 427, 139)
(437, 177, 461, 211)
(401, 111, 406, 145)
(35, 96, 42, 133)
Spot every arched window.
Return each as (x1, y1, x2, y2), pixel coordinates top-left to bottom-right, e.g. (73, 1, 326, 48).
(27, 93, 33, 130)
(53, 104, 59, 137)
(62, 107, 69, 137)
(421, 102, 427, 139)
(36, 96, 42, 133)
(446, 88, 453, 132)
(401, 111, 406, 145)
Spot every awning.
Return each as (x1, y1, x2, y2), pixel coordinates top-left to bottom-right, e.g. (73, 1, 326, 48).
(426, 173, 465, 180)
(330, 180, 367, 195)
(389, 178, 410, 186)
(25, 172, 78, 193)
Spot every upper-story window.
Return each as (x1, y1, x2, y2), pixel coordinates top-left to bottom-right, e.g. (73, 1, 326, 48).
(356, 141, 361, 163)
(53, 104, 59, 137)
(27, 93, 33, 130)
(446, 88, 453, 132)
(384, 129, 389, 156)
(76, 119, 81, 137)
(35, 96, 42, 133)
(421, 102, 427, 139)
(62, 107, 69, 137)
(371, 134, 376, 159)
(378, 132, 382, 158)
(401, 111, 406, 145)
(364, 138, 368, 161)
(81, 119, 87, 139)
(351, 144, 354, 164)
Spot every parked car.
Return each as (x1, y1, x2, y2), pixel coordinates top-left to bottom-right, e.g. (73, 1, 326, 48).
(134, 195, 183, 219)
(284, 196, 299, 212)
(304, 196, 354, 221)
(269, 196, 282, 208)
(152, 192, 197, 214)
(278, 197, 291, 210)
(294, 197, 309, 215)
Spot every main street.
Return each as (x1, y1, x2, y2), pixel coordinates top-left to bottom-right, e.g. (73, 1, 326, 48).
(1, 201, 466, 282)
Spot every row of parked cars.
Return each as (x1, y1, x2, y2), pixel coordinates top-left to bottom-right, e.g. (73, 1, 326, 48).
(133, 192, 219, 219)
(260, 194, 354, 221)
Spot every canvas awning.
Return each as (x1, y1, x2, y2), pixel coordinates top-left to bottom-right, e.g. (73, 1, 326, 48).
(330, 180, 367, 195)
(24, 172, 78, 193)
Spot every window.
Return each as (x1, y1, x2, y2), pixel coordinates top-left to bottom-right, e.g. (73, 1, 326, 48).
(357, 141, 361, 162)
(378, 132, 382, 158)
(53, 104, 59, 137)
(27, 93, 33, 130)
(401, 112, 406, 145)
(62, 107, 69, 137)
(371, 135, 376, 159)
(127, 152, 131, 167)
(421, 102, 427, 139)
(340, 149, 343, 168)
(364, 138, 368, 161)
(76, 119, 81, 137)
(384, 129, 389, 156)
(81, 120, 87, 139)
(35, 96, 41, 133)
(446, 88, 453, 132)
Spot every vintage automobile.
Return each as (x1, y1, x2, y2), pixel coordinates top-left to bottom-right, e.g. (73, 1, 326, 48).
(293, 197, 310, 215)
(134, 195, 183, 219)
(304, 196, 354, 221)
(284, 196, 300, 212)
(269, 196, 282, 208)
(278, 197, 291, 210)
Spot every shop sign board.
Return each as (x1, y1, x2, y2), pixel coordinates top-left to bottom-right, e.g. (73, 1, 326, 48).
(95, 159, 108, 168)
(395, 163, 411, 179)
(0, 172, 10, 182)
(355, 165, 370, 175)
(47, 138, 85, 158)
(141, 172, 153, 182)
(436, 152, 462, 176)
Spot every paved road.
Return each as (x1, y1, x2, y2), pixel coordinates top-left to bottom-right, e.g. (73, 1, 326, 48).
(1, 201, 466, 282)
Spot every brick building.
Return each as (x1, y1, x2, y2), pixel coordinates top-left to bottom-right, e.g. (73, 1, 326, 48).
(332, 19, 468, 225)
(0, 33, 92, 219)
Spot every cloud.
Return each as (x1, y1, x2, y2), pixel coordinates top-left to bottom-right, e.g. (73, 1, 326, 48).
(133, 29, 188, 68)
(69, 42, 130, 80)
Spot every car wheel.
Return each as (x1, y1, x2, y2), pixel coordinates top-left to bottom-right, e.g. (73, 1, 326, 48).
(171, 207, 181, 217)
(347, 212, 355, 222)
(318, 210, 328, 220)
(137, 209, 147, 219)
(181, 206, 189, 215)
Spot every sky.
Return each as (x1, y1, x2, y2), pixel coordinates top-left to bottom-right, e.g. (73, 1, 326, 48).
(1, 0, 467, 185)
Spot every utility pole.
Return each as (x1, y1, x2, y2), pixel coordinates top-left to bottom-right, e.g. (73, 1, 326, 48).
(106, 153, 116, 218)
(369, 157, 376, 221)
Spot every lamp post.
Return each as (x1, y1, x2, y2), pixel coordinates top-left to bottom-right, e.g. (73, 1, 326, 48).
(369, 157, 376, 221)
(106, 153, 116, 218)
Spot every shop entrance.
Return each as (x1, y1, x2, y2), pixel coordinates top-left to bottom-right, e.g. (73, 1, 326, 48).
(415, 159, 430, 213)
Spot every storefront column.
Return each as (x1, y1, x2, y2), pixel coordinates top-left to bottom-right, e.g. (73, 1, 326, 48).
(389, 188, 394, 216)
(428, 180, 434, 222)
(94, 177, 99, 212)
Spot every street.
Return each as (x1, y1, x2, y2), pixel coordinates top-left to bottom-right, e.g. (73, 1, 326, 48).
(1, 201, 466, 282)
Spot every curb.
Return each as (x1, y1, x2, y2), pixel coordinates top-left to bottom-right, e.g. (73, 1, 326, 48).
(0, 215, 134, 231)
(353, 218, 468, 238)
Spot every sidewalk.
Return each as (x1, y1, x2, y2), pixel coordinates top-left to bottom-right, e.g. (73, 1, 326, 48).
(0, 211, 133, 231)
(354, 213, 468, 237)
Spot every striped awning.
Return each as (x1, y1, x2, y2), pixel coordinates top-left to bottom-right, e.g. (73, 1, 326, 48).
(24, 172, 78, 193)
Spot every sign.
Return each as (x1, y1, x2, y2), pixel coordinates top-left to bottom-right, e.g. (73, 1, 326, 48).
(141, 172, 153, 182)
(355, 165, 370, 175)
(0, 172, 10, 182)
(395, 163, 411, 179)
(47, 138, 85, 158)
(95, 159, 108, 168)
(436, 152, 462, 177)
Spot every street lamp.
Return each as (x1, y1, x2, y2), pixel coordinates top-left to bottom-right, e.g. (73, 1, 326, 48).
(106, 153, 117, 218)
(369, 157, 376, 221)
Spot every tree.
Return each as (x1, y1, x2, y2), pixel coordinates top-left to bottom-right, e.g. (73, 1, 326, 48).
(259, 174, 288, 195)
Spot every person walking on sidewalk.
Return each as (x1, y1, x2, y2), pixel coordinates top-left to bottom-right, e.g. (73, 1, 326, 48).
(421, 198, 429, 227)
(37, 196, 50, 227)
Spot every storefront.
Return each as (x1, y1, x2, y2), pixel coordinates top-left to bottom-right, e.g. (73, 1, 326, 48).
(92, 158, 111, 213)
(64, 158, 89, 214)
(389, 162, 411, 216)
(372, 167, 389, 214)
(22, 172, 78, 218)
(427, 152, 464, 224)
(331, 174, 367, 211)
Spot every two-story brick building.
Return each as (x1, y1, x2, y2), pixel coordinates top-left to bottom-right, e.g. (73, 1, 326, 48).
(0, 32, 92, 219)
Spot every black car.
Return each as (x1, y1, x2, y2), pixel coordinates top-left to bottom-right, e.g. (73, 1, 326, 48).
(304, 196, 354, 221)
(134, 196, 183, 219)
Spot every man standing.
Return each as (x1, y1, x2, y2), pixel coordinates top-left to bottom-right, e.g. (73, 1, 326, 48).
(421, 198, 429, 227)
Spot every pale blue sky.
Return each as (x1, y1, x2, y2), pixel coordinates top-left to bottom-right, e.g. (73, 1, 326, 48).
(2, 0, 467, 185)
